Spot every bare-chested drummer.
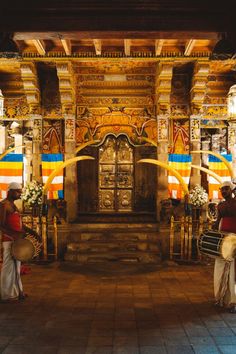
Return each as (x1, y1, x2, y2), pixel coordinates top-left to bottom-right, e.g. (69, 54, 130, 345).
(0, 182, 27, 302)
(212, 181, 236, 313)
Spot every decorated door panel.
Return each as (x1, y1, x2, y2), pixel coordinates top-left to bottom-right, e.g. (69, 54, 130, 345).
(99, 135, 133, 212)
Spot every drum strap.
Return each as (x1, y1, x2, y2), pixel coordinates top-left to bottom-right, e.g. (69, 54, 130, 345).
(216, 261, 231, 306)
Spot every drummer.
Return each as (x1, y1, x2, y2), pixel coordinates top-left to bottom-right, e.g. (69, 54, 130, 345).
(212, 181, 236, 313)
(0, 182, 28, 302)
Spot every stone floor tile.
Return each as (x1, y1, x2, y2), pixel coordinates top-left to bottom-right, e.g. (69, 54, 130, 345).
(218, 345, 236, 354)
(138, 336, 165, 346)
(113, 336, 138, 346)
(0, 336, 12, 347)
(112, 346, 139, 354)
(213, 336, 236, 345)
(166, 345, 194, 354)
(140, 346, 167, 354)
(191, 345, 221, 353)
(87, 336, 113, 346)
(57, 346, 87, 354)
(85, 346, 113, 354)
(188, 336, 214, 345)
(208, 327, 234, 336)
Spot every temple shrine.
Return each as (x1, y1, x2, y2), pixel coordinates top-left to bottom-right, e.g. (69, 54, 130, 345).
(0, 1, 236, 263)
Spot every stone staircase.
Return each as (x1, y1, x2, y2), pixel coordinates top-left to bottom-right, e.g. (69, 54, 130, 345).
(64, 222, 161, 264)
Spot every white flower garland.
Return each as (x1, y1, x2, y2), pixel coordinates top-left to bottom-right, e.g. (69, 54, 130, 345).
(189, 184, 208, 207)
(21, 180, 43, 207)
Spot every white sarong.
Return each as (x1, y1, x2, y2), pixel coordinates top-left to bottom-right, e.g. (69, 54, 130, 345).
(0, 241, 23, 300)
(214, 257, 236, 307)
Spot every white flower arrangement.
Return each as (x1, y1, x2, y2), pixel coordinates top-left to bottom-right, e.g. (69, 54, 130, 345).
(21, 180, 43, 207)
(189, 184, 208, 207)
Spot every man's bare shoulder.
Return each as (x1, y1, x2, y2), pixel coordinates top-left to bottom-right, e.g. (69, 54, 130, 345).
(0, 199, 15, 212)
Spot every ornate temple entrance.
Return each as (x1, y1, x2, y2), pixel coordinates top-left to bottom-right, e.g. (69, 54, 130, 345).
(99, 135, 133, 212)
(77, 135, 157, 218)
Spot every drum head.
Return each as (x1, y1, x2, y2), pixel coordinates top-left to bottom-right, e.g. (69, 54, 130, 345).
(221, 234, 236, 261)
(11, 238, 35, 262)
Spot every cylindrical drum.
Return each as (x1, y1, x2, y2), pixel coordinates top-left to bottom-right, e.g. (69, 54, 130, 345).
(11, 234, 42, 262)
(198, 230, 236, 261)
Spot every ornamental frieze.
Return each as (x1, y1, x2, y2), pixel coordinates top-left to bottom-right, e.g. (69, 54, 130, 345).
(201, 105, 228, 119)
(170, 104, 189, 118)
(77, 96, 154, 107)
(76, 108, 157, 145)
(3, 97, 30, 119)
(42, 104, 63, 119)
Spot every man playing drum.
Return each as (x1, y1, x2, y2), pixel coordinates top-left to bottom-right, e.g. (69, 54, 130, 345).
(213, 181, 236, 313)
(0, 182, 28, 302)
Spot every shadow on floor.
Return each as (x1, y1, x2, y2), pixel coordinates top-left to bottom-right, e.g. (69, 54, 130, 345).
(58, 261, 165, 276)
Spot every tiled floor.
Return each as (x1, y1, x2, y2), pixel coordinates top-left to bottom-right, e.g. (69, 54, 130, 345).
(1, 261, 236, 354)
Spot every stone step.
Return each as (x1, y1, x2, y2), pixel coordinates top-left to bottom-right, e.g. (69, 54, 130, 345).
(69, 232, 159, 242)
(75, 212, 157, 223)
(63, 222, 161, 264)
(67, 241, 160, 253)
(65, 251, 161, 264)
(70, 223, 159, 232)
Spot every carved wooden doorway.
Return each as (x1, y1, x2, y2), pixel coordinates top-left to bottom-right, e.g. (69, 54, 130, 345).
(99, 135, 133, 212)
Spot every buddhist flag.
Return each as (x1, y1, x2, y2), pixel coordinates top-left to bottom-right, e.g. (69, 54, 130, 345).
(0, 154, 23, 200)
(41, 154, 64, 199)
(168, 154, 192, 199)
(208, 154, 232, 200)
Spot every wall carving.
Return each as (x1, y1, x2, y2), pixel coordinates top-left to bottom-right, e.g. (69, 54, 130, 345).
(76, 107, 157, 145)
(3, 97, 30, 119)
(42, 120, 64, 153)
(77, 96, 154, 107)
(170, 120, 189, 154)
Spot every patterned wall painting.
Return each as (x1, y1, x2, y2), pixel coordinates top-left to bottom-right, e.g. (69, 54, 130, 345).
(76, 107, 157, 146)
(43, 120, 64, 153)
(170, 120, 190, 154)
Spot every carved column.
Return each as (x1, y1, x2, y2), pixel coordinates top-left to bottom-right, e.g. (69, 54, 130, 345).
(32, 115, 43, 182)
(190, 115, 201, 187)
(155, 62, 173, 220)
(20, 62, 42, 183)
(228, 121, 236, 177)
(64, 113, 77, 222)
(190, 62, 209, 188)
(56, 62, 77, 222)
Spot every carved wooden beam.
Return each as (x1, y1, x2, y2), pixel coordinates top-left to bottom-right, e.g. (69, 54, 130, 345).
(56, 62, 75, 114)
(191, 62, 210, 113)
(184, 39, 196, 56)
(20, 62, 41, 113)
(155, 62, 173, 114)
(93, 39, 102, 55)
(124, 39, 131, 56)
(155, 39, 164, 56)
(61, 39, 71, 55)
(32, 39, 46, 55)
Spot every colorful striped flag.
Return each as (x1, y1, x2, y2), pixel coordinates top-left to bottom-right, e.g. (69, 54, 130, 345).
(168, 154, 192, 199)
(208, 154, 232, 200)
(41, 154, 64, 199)
(0, 154, 23, 200)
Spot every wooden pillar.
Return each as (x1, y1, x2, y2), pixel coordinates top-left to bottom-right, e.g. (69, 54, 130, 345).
(157, 114, 169, 221)
(228, 121, 236, 177)
(190, 62, 209, 188)
(32, 115, 42, 182)
(190, 115, 201, 188)
(64, 114, 77, 222)
(155, 62, 173, 221)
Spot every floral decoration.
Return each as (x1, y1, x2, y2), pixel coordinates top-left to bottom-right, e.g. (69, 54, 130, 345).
(21, 180, 43, 207)
(189, 184, 208, 207)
